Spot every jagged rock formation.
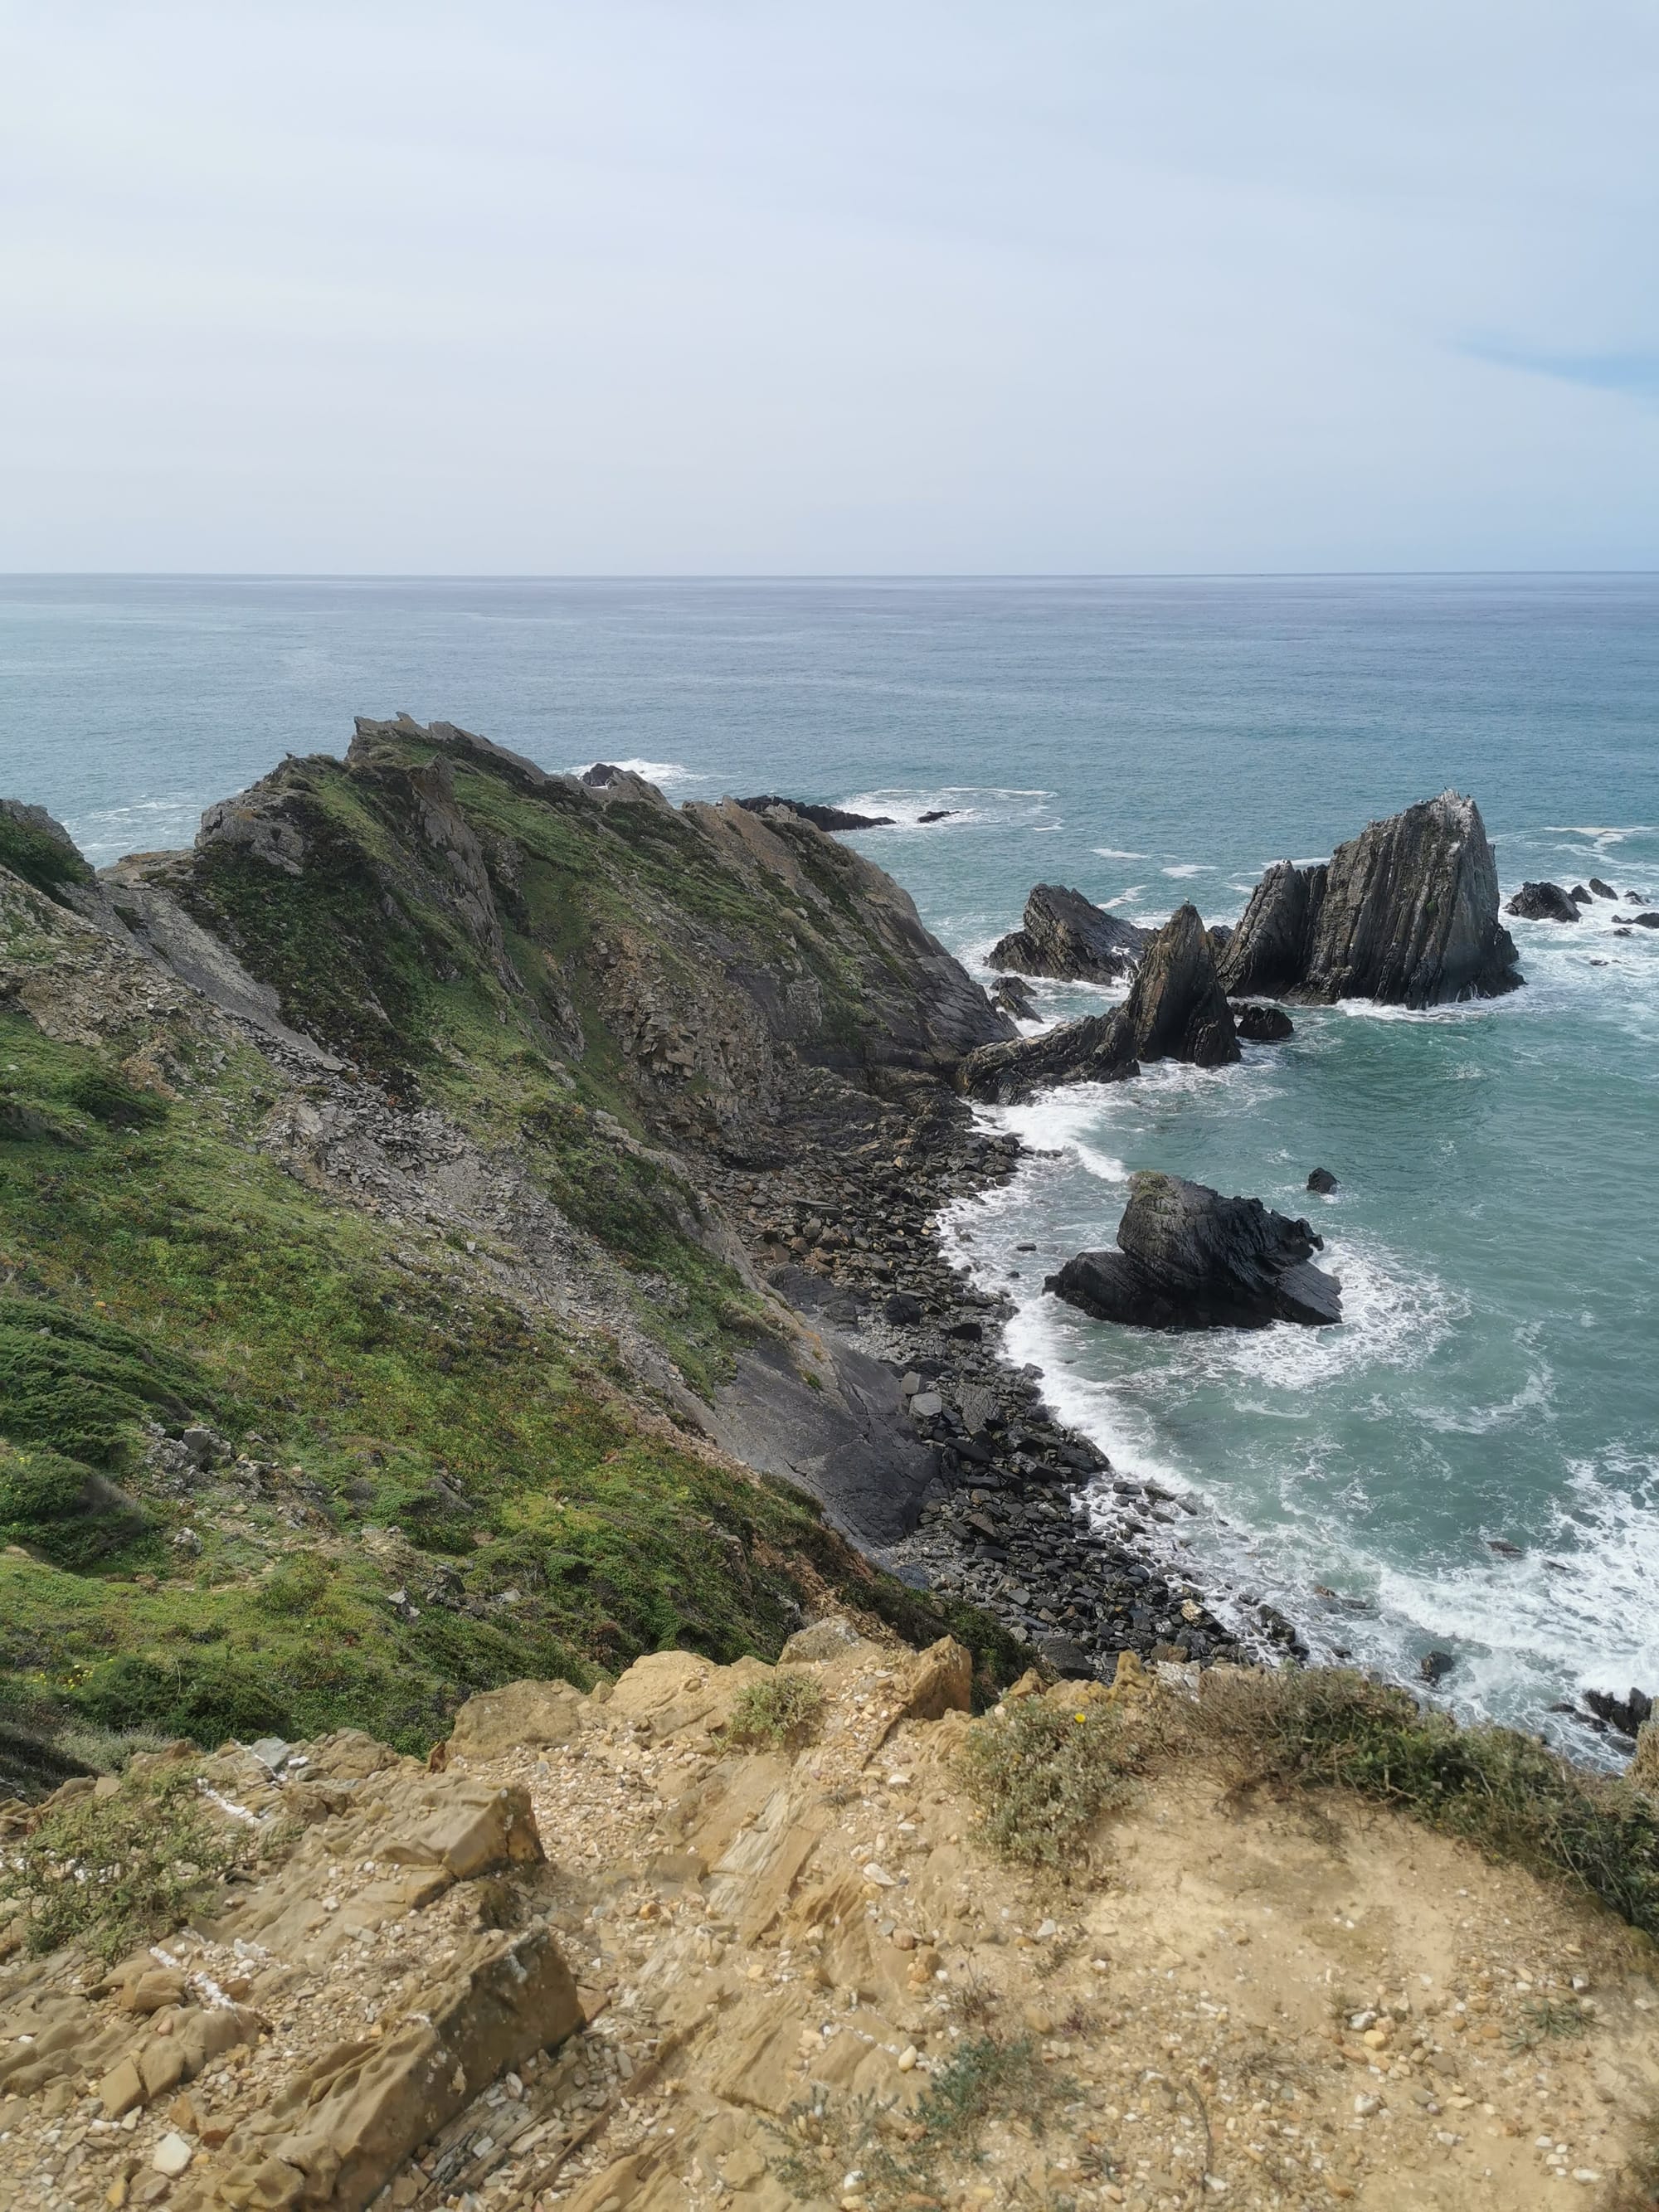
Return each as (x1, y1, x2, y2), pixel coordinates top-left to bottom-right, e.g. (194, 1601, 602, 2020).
(734, 793, 894, 831)
(1047, 1169, 1342, 1330)
(988, 973, 1039, 1020)
(960, 903, 1237, 1103)
(1219, 792, 1524, 1006)
(986, 883, 1149, 983)
(1506, 880, 1581, 923)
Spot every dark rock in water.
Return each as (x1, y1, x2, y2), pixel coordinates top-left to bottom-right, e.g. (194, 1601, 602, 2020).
(1045, 1169, 1342, 1330)
(1221, 793, 1523, 1006)
(1037, 1632, 1096, 1679)
(1420, 1650, 1457, 1686)
(1631, 912, 1659, 929)
(1627, 891, 1653, 904)
(1486, 1537, 1523, 1557)
(917, 809, 955, 824)
(1229, 999, 1294, 1043)
(1121, 904, 1239, 1067)
(987, 882, 1149, 983)
(960, 903, 1236, 1101)
(1306, 1166, 1339, 1195)
(735, 794, 896, 832)
(1569, 885, 1591, 904)
(990, 974, 1039, 1021)
(1216, 859, 1326, 998)
(1506, 880, 1581, 924)
(1585, 1685, 1654, 1738)
(1590, 877, 1616, 899)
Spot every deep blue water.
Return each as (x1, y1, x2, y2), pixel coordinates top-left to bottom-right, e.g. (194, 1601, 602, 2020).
(2, 574, 1657, 1743)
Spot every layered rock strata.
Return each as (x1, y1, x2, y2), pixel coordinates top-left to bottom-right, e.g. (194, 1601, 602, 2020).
(1219, 792, 1523, 1006)
(986, 882, 1149, 983)
(959, 902, 1237, 1102)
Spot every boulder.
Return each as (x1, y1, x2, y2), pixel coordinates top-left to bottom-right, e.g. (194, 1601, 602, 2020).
(1569, 885, 1591, 904)
(989, 975, 1039, 1021)
(734, 794, 894, 831)
(1228, 1000, 1294, 1043)
(1589, 877, 1616, 899)
(1506, 881, 1581, 924)
(1631, 912, 1659, 929)
(780, 1616, 864, 1665)
(987, 884, 1150, 984)
(1221, 794, 1523, 1006)
(1306, 1167, 1339, 1194)
(446, 1679, 583, 1760)
(956, 1009, 1137, 1104)
(1045, 1169, 1342, 1330)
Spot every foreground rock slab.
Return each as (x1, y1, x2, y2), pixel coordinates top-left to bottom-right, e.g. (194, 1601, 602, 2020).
(7, 1639, 1656, 2212)
(1047, 1169, 1342, 1329)
(1220, 791, 1524, 1006)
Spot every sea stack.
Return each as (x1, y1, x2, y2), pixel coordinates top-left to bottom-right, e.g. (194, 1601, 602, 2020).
(1219, 792, 1523, 1007)
(1046, 1170, 1343, 1330)
(960, 902, 1237, 1101)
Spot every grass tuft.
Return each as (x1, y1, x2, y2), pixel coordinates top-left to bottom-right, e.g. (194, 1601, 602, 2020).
(727, 1670, 826, 1749)
(0, 1758, 270, 1961)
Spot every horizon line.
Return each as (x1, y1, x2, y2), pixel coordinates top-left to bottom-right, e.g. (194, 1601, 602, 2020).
(4, 567, 1659, 585)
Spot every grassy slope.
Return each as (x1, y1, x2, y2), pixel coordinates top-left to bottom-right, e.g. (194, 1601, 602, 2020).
(0, 743, 1022, 1763)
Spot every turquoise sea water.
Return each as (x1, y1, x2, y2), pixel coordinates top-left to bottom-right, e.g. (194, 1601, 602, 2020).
(2, 574, 1657, 1744)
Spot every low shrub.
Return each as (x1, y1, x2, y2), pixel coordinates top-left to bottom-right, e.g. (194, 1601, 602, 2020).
(958, 1689, 1150, 1868)
(727, 1670, 826, 1748)
(0, 1759, 268, 1960)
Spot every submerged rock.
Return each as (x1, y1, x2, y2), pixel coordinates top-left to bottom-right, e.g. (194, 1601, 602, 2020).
(960, 903, 1236, 1102)
(1221, 793, 1523, 1007)
(735, 793, 895, 831)
(987, 882, 1150, 983)
(1229, 999, 1294, 1042)
(1506, 880, 1581, 924)
(989, 974, 1039, 1021)
(1045, 1169, 1342, 1330)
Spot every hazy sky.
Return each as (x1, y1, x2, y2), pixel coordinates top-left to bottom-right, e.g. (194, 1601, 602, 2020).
(3, 2, 1657, 572)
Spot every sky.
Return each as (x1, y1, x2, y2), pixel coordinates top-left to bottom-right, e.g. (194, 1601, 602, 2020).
(2, 2, 1657, 574)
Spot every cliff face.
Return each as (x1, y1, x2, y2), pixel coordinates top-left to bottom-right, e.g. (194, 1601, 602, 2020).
(1220, 792, 1522, 1008)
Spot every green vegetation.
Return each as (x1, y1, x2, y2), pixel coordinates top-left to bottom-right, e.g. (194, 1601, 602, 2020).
(963, 1665, 1659, 1950)
(959, 1688, 1148, 1869)
(771, 2034, 1068, 2209)
(0, 807, 93, 901)
(727, 1670, 825, 1748)
(1180, 1666, 1659, 1940)
(0, 1756, 270, 1961)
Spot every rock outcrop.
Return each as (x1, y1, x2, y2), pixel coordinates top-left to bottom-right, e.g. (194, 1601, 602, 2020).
(960, 903, 1237, 1102)
(1046, 1169, 1342, 1330)
(1229, 1000, 1294, 1042)
(986, 883, 1149, 984)
(1219, 793, 1523, 1006)
(734, 793, 894, 831)
(1506, 880, 1582, 923)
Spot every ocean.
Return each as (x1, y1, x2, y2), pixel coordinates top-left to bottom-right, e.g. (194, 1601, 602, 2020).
(3, 572, 1657, 1747)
